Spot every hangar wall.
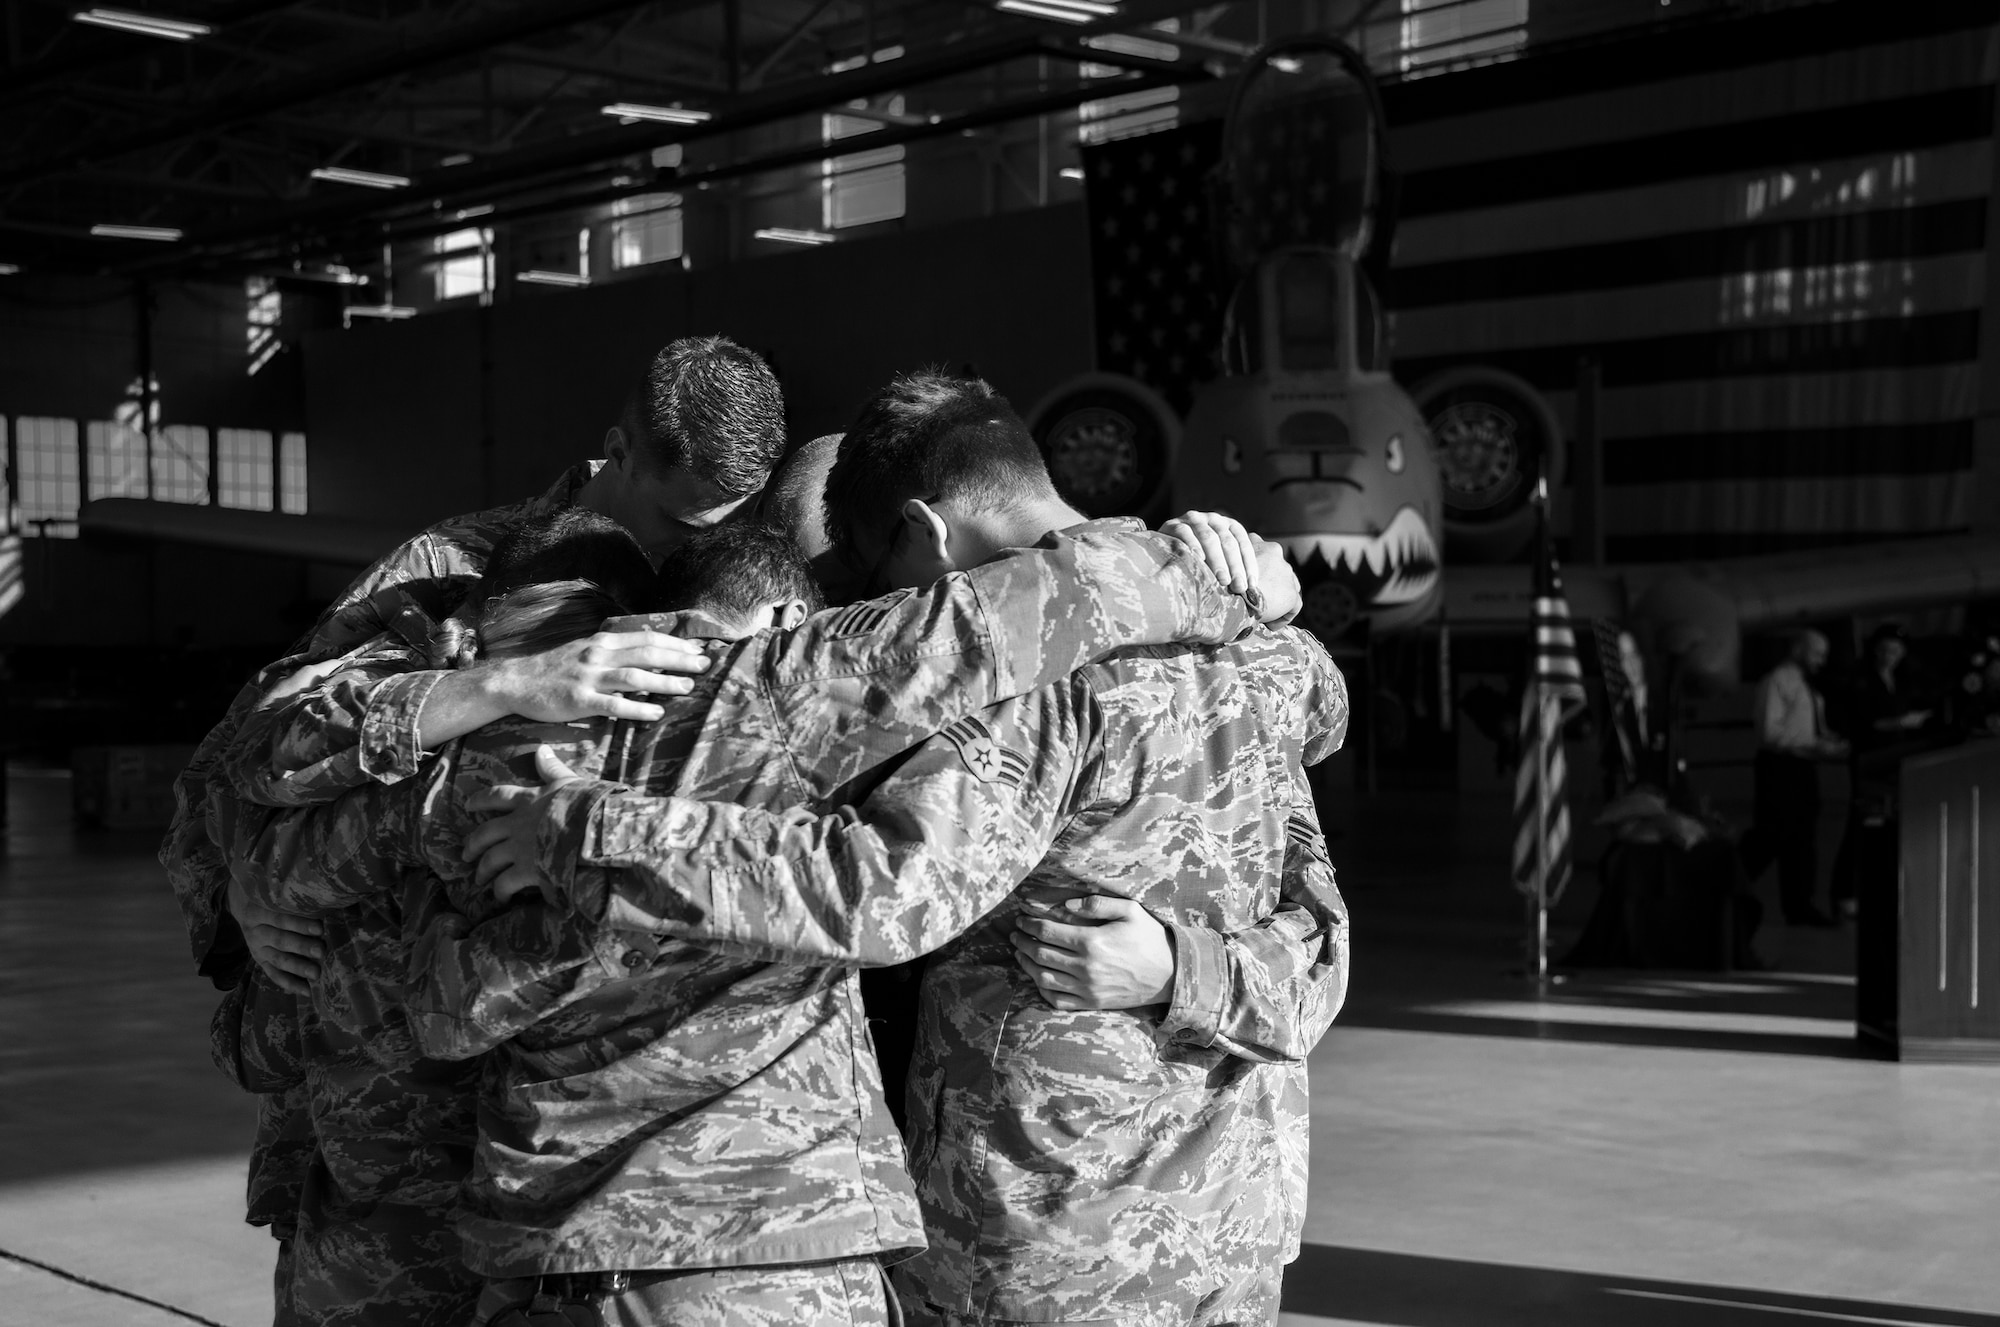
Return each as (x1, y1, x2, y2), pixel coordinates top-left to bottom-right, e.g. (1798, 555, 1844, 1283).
(302, 202, 1096, 529)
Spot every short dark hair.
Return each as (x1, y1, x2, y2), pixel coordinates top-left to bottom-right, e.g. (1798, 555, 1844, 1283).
(479, 507, 657, 611)
(623, 335, 786, 498)
(824, 371, 1056, 572)
(653, 523, 824, 626)
(760, 433, 842, 547)
(431, 509, 657, 666)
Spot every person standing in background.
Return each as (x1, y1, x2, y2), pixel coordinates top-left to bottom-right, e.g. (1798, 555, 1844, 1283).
(1740, 630, 1846, 928)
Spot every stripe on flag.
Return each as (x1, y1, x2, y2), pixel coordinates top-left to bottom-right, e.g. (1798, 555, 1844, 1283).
(1512, 490, 1587, 903)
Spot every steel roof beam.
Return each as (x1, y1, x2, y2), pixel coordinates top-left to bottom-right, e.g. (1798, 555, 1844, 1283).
(0, 0, 705, 190)
(87, 0, 1223, 269)
(0, 0, 316, 105)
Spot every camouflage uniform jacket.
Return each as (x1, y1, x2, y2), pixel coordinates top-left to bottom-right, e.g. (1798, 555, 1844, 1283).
(531, 627, 1350, 1321)
(211, 637, 485, 1232)
(168, 462, 595, 1235)
(231, 522, 1268, 1281)
(162, 461, 599, 981)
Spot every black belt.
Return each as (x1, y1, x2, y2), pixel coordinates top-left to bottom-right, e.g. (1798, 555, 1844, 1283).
(486, 1273, 630, 1327)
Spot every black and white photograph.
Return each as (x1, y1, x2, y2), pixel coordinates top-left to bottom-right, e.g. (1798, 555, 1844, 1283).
(0, 1, 1996, 1324)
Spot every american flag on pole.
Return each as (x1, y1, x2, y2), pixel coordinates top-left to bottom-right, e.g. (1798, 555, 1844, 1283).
(1512, 479, 1588, 907)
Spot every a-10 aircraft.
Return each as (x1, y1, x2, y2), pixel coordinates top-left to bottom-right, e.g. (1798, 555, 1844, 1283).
(1032, 36, 1565, 644)
(1028, 35, 1996, 677)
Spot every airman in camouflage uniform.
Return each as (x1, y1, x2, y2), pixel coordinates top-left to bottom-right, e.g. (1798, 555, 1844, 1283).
(227, 520, 1281, 1326)
(162, 460, 630, 1327)
(502, 373, 1352, 1326)
(522, 616, 1348, 1327)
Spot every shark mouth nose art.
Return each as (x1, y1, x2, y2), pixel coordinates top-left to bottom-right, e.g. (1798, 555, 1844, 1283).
(1276, 505, 1440, 607)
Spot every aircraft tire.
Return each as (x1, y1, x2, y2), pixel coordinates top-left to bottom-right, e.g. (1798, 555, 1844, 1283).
(1026, 373, 1181, 522)
(1411, 365, 1565, 564)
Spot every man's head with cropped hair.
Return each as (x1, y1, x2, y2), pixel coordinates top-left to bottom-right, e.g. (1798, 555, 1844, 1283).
(824, 370, 1063, 600)
(586, 335, 787, 560)
(653, 523, 824, 637)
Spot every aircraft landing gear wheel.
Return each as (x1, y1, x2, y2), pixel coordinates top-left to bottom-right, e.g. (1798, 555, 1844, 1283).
(1412, 366, 1565, 564)
(1027, 373, 1180, 522)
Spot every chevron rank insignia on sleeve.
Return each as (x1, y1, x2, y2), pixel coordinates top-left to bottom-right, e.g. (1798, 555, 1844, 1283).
(940, 715, 1029, 788)
(827, 599, 897, 638)
(1285, 811, 1321, 851)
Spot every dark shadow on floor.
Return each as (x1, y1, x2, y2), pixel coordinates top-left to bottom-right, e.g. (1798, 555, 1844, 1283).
(1281, 1245, 1999, 1325)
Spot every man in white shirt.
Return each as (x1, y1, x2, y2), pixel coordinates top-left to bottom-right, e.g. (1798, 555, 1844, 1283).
(1741, 630, 1847, 926)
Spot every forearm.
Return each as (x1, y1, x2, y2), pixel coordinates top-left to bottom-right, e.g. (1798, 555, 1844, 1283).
(411, 666, 514, 751)
(226, 665, 445, 806)
(1159, 818, 1350, 1064)
(218, 787, 400, 915)
(402, 900, 622, 1060)
(551, 786, 1039, 967)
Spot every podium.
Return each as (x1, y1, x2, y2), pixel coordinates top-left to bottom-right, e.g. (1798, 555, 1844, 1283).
(1858, 741, 2000, 1061)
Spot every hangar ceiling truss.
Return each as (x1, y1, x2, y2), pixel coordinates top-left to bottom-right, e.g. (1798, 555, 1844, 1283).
(0, 0, 1244, 278)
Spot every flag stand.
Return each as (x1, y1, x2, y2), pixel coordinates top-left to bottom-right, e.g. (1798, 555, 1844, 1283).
(1531, 688, 1549, 985)
(1512, 469, 1577, 991)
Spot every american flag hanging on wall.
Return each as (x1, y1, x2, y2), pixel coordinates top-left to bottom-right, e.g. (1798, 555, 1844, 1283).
(1512, 481, 1588, 904)
(1081, 120, 1228, 415)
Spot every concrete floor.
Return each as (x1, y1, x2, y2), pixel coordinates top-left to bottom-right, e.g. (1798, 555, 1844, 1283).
(1, 767, 1995, 1327)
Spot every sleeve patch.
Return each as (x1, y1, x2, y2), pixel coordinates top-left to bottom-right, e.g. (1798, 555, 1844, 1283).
(828, 600, 896, 638)
(1285, 811, 1321, 851)
(940, 715, 1030, 788)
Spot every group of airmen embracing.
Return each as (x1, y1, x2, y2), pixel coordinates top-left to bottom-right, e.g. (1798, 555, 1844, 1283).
(161, 334, 1353, 1327)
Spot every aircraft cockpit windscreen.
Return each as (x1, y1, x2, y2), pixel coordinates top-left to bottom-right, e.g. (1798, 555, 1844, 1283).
(1219, 40, 1382, 271)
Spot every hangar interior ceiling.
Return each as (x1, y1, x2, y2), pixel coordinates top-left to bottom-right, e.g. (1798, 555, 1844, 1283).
(0, 0, 1822, 302)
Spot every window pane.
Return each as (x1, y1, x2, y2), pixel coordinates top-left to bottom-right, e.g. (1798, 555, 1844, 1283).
(822, 83, 907, 230)
(436, 228, 494, 301)
(279, 432, 308, 514)
(826, 160, 905, 230)
(152, 425, 211, 505)
(87, 420, 150, 500)
(0, 416, 10, 534)
(247, 276, 282, 375)
(218, 428, 274, 511)
(613, 194, 684, 268)
(17, 417, 80, 536)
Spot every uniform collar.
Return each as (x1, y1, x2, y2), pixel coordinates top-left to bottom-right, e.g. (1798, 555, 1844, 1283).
(602, 607, 745, 646)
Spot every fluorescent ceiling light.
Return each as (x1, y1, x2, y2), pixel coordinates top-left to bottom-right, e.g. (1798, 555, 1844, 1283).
(0, 263, 19, 275)
(1059, 166, 1085, 181)
(343, 304, 417, 323)
(602, 103, 712, 125)
(310, 166, 410, 189)
(1084, 32, 1180, 61)
(996, 0, 1116, 19)
(517, 270, 591, 288)
(440, 153, 474, 167)
(453, 204, 495, 220)
(91, 223, 181, 241)
(72, 8, 211, 40)
(754, 227, 834, 246)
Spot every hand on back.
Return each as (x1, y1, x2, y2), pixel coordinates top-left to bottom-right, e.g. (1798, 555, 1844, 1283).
(477, 630, 709, 725)
(226, 872, 324, 995)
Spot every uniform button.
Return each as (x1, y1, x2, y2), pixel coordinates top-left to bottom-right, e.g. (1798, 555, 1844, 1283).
(621, 950, 644, 968)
